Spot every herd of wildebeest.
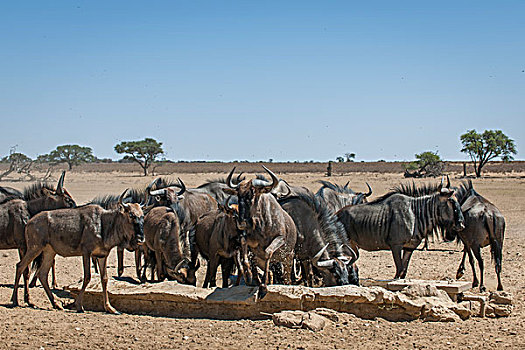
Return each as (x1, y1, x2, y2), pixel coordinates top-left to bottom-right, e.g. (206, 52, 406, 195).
(0, 166, 505, 315)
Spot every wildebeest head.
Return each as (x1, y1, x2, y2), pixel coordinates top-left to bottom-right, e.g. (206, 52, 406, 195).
(435, 177, 465, 233)
(166, 258, 200, 286)
(118, 189, 145, 244)
(36, 171, 77, 210)
(312, 244, 359, 286)
(147, 177, 186, 207)
(223, 165, 280, 231)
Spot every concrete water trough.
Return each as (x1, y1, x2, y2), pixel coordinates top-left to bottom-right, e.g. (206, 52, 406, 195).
(64, 276, 485, 322)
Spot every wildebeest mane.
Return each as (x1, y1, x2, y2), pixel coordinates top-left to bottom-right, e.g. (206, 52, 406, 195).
(279, 192, 347, 256)
(90, 188, 145, 209)
(316, 181, 356, 198)
(453, 180, 475, 205)
(23, 183, 57, 200)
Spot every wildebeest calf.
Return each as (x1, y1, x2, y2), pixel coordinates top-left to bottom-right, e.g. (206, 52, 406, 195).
(11, 189, 144, 314)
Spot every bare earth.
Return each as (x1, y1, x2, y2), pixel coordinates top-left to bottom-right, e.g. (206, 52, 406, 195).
(1, 167, 524, 349)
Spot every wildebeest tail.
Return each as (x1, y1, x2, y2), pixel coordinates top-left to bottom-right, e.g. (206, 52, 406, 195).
(486, 214, 505, 273)
(31, 253, 44, 274)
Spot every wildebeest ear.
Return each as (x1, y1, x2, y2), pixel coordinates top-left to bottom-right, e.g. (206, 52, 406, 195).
(222, 188, 237, 195)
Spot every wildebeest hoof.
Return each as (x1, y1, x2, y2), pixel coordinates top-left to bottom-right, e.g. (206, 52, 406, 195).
(118, 270, 124, 277)
(53, 303, 64, 311)
(105, 306, 121, 315)
(479, 286, 487, 293)
(456, 270, 464, 279)
(258, 285, 268, 299)
(497, 286, 504, 291)
(472, 280, 479, 288)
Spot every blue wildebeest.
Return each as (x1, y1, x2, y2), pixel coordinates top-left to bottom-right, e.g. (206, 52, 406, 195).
(11, 189, 144, 314)
(278, 192, 358, 287)
(139, 177, 216, 283)
(337, 180, 465, 279)
(316, 180, 372, 213)
(0, 172, 75, 303)
(193, 196, 244, 288)
(446, 180, 505, 292)
(223, 166, 297, 294)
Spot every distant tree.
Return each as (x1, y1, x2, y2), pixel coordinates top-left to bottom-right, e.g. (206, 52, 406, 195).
(403, 151, 444, 178)
(460, 129, 517, 177)
(40, 144, 96, 170)
(114, 138, 164, 176)
(336, 156, 345, 163)
(0, 147, 35, 181)
(345, 153, 356, 162)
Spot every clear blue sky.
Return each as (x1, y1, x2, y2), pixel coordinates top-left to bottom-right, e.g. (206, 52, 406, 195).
(1, 1, 523, 162)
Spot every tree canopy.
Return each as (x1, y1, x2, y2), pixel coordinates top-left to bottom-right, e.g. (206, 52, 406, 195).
(403, 151, 444, 178)
(114, 138, 164, 176)
(460, 129, 517, 177)
(39, 144, 96, 170)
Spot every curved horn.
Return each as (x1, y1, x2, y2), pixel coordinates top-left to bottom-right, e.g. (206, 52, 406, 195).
(339, 244, 358, 265)
(226, 167, 239, 189)
(174, 259, 189, 273)
(344, 181, 350, 189)
(236, 172, 245, 184)
(279, 182, 291, 199)
(56, 171, 66, 194)
(446, 175, 451, 189)
(312, 243, 330, 267)
(252, 165, 279, 190)
(149, 188, 167, 196)
(177, 178, 186, 196)
(438, 176, 444, 191)
(317, 259, 336, 268)
(118, 188, 130, 208)
(364, 182, 373, 197)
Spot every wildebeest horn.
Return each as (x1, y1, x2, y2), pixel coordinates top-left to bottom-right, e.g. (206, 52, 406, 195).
(438, 176, 444, 191)
(174, 259, 189, 273)
(446, 175, 451, 189)
(365, 182, 372, 197)
(225, 195, 235, 209)
(118, 188, 130, 208)
(56, 171, 66, 195)
(253, 165, 279, 189)
(177, 178, 186, 196)
(338, 244, 358, 265)
(236, 172, 245, 184)
(344, 181, 350, 189)
(149, 188, 167, 196)
(312, 243, 330, 267)
(226, 167, 239, 189)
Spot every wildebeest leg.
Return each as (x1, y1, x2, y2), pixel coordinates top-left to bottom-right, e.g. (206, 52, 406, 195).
(496, 258, 503, 291)
(154, 250, 164, 281)
(92, 257, 99, 274)
(471, 244, 485, 292)
(51, 259, 58, 289)
(203, 255, 220, 288)
(97, 256, 120, 314)
(240, 237, 253, 285)
(11, 247, 43, 307)
(234, 250, 244, 286)
(135, 248, 142, 280)
(391, 246, 404, 279)
(456, 248, 468, 279)
(37, 248, 62, 310)
(74, 253, 92, 313)
(117, 246, 124, 277)
(466, 248, 479, 288)
(18, 249, 33, 307)
(221, 258, 235, 288)
(303, 261, 314, 287)
(260, 236, 285, 294)
(399, 248, 415, 279)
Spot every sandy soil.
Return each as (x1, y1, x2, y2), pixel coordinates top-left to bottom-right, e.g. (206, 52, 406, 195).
(1, 169, 524, 349)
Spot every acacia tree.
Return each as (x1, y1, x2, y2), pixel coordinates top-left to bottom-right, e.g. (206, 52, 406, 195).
(460, 129, 517, 177)
(40, 144, 96, 170)
(114, 138, 164, 176)
(403, 151, 444, 178)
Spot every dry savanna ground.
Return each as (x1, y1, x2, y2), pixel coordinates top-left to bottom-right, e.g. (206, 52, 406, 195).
(0, 164, 524, 349)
